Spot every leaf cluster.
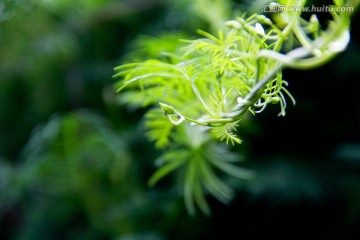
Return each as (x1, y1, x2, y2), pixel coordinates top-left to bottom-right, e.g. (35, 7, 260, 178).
(113, 0, 357, 214)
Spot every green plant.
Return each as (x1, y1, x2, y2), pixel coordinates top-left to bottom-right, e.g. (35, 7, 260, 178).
(114, 0, 358, 214)
(14, 110, 183, 239)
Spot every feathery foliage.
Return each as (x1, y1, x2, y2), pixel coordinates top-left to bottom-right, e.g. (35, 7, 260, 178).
(114, 0, 358, 214)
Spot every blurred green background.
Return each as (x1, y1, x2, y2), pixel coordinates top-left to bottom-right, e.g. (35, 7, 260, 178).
(1, 0, 360, 239)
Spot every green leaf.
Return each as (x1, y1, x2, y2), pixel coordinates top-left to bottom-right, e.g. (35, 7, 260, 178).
(198, 158, 234, 203)
(184, 158, 197, 216)
(211, 123, 242, 145)
(148, 157, 187, 187)
(193, 177, 211, 216)
(145, 109, 175, 148)
(209, 157, 254, 179)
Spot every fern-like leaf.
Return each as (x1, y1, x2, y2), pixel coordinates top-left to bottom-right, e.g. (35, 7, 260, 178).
(211, 122, 242, 145)
(145, 109, 175, 149)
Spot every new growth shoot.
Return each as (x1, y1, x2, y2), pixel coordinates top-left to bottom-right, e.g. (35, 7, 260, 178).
(114, 0, 358, 215)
